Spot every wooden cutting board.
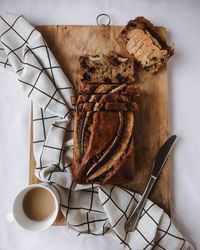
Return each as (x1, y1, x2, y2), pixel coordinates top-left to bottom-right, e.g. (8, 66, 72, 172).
(29, 25, 170, 226)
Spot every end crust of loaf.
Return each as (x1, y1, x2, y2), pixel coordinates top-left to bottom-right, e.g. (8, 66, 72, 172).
(116, 16, 174, 73)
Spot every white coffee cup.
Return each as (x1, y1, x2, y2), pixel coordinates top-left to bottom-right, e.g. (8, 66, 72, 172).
(7, 183, 60, 231)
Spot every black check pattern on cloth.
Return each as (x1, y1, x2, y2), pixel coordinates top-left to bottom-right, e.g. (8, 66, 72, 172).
(0, 13, 193, 250)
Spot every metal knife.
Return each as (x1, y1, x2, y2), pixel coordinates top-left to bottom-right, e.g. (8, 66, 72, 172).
(125, 135, 177, 232)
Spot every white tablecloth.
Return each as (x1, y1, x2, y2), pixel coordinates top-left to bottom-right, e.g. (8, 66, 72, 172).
(0, 0, 199, 249)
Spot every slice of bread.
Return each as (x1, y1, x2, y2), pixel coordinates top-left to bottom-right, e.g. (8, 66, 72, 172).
(79, 51, 135, 84)
(116, 16, 174, 73)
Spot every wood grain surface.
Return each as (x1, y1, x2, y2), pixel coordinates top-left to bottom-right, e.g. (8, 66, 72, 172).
(29, 25, 170, 226)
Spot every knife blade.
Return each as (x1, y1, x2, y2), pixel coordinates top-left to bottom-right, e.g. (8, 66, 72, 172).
(151, 135, 177, 178)
(125, 135, 177, 232)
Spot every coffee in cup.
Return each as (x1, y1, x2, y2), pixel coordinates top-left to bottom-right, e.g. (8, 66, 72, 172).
(23, 187, 56, 221)
(7, 183, 60, 231)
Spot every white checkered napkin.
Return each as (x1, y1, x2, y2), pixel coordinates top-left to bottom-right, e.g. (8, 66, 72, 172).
(1, 13, 193, 250)
(0, 13, 74, 118)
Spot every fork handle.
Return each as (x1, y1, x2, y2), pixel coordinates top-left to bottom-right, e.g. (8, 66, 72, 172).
(125, 175, 156, 232)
